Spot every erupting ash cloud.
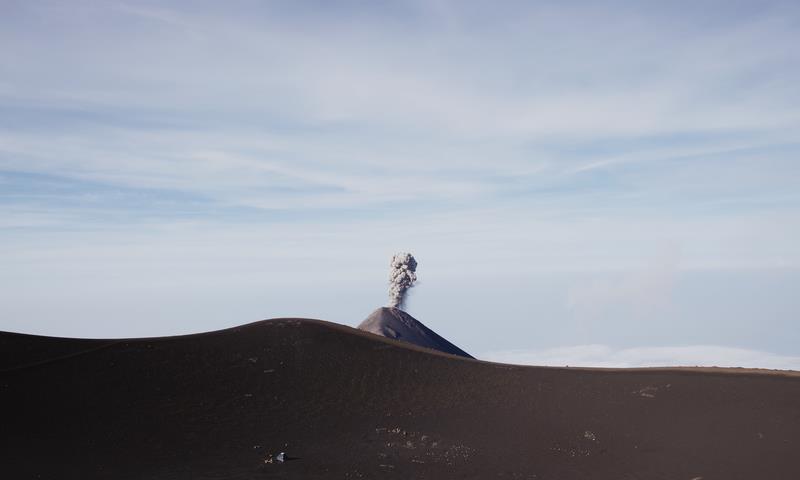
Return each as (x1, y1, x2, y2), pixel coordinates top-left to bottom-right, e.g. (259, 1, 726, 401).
(388, 252, 417, 310)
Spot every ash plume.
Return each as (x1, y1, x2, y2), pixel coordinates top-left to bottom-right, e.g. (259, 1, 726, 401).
(388, 252, 417, 310)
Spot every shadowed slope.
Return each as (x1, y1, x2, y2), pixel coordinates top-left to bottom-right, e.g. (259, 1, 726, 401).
(1, 319, 799, 479)
(358, 307, 474, 359)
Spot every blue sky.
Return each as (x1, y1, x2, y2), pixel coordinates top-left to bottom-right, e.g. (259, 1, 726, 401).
(2, 1, 799, 369)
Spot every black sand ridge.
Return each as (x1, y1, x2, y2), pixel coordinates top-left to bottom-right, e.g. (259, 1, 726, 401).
(2, 317, 799, 479)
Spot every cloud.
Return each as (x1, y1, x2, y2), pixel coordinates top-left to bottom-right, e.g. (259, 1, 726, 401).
(2, 2, 798, 213)
(1, 0, 799, 341)
(2, 1, 799, 193)
(3, 1, 799, 138)
(482, 344, 800, 371)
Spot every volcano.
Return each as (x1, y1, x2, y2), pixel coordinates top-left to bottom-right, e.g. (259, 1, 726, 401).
(358, 307, 474, 359)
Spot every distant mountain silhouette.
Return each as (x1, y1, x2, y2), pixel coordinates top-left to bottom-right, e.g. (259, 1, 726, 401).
(358, 307, 474, 359)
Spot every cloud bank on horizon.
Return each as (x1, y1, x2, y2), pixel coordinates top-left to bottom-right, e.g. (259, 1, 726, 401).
(483, 345, 800, 371)
(1, 1, 798, 368)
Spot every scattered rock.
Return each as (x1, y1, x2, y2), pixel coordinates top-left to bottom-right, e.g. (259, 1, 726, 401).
(264, 452, 287, 464)
(633, 386, 659, 398)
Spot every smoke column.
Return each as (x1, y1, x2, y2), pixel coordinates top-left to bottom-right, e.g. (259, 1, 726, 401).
(388, 252, 417, 310)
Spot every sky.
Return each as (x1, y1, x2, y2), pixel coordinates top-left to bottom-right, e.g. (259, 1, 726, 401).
(1, 0, 799, 369)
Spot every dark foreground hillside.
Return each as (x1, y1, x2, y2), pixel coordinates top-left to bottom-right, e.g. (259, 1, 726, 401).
(2, 319, 799, 479)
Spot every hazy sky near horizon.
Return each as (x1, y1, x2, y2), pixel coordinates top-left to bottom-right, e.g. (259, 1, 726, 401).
(2, 1, 799, 369)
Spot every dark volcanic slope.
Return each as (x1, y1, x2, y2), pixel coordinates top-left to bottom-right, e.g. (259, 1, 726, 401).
(2, 320, 800, 480)
(358, 307, 474, 358)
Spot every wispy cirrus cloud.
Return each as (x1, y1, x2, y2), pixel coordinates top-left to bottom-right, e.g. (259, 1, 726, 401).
(1, 1, 799, 343)
(2, 1, 799, 212)
(4, 1, 797, 136)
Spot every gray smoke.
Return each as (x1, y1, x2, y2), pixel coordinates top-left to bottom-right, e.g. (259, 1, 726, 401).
(388, 252, 417, 309)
